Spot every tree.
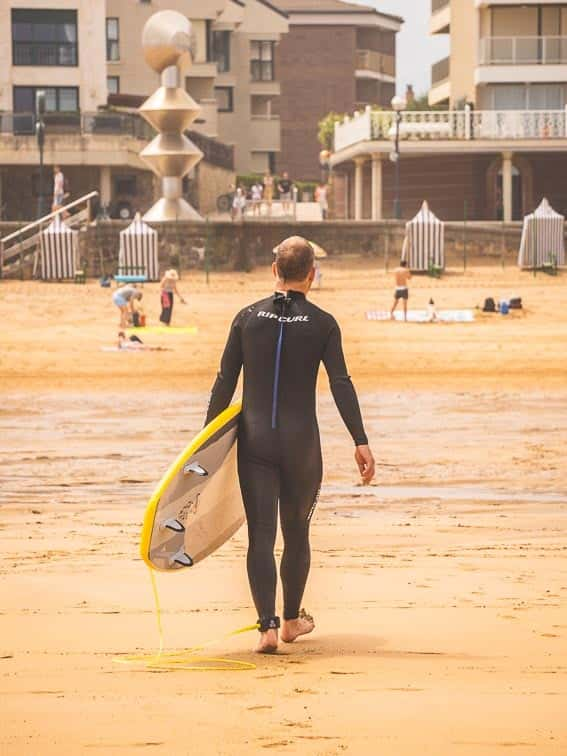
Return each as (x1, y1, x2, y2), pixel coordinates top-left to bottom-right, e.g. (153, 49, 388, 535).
(317, 112, 347, 150)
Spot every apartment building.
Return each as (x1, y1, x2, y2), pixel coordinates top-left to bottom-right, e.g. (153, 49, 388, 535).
(329, 1, 567, 222)
(0, 1, 286, 220)
(106, 0, 288, 175)
(274, 0, 402, 180)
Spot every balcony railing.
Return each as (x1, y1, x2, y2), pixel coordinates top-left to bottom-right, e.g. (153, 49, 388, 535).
(431, 0, 450, 12)
(356, 49, 395, 77)
(480, 36, 567, 65)
(334, 106, 567, 151)
(431, 56, 450, 84)
(0, 111, 154, 139)
(13, 42, 78, 66)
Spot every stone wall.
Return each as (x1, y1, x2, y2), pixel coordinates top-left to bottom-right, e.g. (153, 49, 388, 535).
(3, 218, 562, 280)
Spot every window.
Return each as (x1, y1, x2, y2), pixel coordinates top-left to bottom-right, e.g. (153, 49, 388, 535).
(212, 31, 231, 73)
(12, 9, 78, 66)
(215, 87, 233, 112)
(107, 76, 120, 95)
(13, 86, 79, 114)
(250, 41, 274, 81)
(115, 175, 137, 196)
(106, 18, 119, 61)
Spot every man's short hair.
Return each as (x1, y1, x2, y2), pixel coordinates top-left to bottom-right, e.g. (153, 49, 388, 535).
(274, 236, 314, 282)
(400, 259, 407, 267)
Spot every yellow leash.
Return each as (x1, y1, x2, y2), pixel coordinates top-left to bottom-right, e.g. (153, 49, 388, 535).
(114, 569, 259, 672)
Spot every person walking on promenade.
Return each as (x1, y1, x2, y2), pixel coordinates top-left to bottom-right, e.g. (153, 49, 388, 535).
(315, 182, 329, 220)
(390, 259, 412, 322)
(278, 171, 292, 215)
(205, 236, 375, 654)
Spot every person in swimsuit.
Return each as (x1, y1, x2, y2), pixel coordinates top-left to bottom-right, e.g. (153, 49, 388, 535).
(159, 269, 186, 326)
(112, 285, 142, 329)
(390, 259, 412, 322)
(206, 236, 375, 654)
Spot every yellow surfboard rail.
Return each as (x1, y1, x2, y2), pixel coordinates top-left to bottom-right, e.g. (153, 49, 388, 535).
(140, 401, 242, 572)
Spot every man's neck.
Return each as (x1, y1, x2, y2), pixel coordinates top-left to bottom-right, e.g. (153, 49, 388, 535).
(275, 281, 310, 295)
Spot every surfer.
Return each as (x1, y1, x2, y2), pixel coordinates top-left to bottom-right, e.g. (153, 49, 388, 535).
(206, 236, 374, 653)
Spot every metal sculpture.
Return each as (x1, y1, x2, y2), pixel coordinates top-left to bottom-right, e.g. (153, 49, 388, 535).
(140, 10, 203, 221)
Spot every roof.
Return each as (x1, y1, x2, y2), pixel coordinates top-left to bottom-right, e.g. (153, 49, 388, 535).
(257, 0, 289, 18)
(273, 0, 403, 24)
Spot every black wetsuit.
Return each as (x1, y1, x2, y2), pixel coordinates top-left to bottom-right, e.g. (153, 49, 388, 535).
(206, 291, 368, 628)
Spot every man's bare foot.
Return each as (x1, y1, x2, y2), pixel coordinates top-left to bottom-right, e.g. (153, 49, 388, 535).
(281, 610, 315, 643)
(255, 629, 278, 654)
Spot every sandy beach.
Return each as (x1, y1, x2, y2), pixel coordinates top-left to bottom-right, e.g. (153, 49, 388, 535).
(1, 259, 566, 755)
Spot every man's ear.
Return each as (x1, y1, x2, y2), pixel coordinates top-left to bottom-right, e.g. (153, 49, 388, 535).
(272, 261, 278, 279)
(308, 267, 316, 283)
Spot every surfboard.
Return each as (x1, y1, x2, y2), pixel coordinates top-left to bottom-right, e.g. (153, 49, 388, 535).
(140, 402, 244, 572)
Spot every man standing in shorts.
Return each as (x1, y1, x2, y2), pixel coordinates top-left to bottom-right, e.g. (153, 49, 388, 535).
(390, 259, 411, 321)
(278, 171, 292, 215)
(206, 236, 375, 653)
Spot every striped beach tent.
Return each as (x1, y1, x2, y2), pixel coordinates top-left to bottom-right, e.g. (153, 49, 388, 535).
(401, 201, 445, 272)
(518, 198, 565, 269)
(118, 213, 159, 281)
(39, 213, 78, 280)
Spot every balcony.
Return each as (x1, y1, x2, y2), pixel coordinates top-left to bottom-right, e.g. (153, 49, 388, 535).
(430, 0, 450, 35)
(249, 115, 281, 152)
(0, 111, 153, 167)
(333, 106, 567, 154)
(480, 36, 567, 65)
(429, 56, 450, 105)
(355, 50, 395, 80)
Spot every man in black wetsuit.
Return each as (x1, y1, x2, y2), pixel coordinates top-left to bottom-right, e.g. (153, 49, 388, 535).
(206, 236, 375, 653)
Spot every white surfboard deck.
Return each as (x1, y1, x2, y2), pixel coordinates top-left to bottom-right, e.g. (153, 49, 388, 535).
(140, 403, 243, 571)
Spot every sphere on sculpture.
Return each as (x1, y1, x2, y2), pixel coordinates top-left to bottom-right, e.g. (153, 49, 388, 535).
(142, 10, 192, 73)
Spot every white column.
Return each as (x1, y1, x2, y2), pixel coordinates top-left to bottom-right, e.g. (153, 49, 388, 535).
(354, 156, 365, 221)
(100, 166, 112, 205)
(371, 154, 383, 221)
(502, 151, 513, 222)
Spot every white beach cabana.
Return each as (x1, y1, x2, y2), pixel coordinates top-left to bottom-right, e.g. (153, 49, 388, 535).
(518, 198, 565, 269)
(39, 213, 79, 280)
(118, 213, 159, 280)
(401, 201, 445, 272)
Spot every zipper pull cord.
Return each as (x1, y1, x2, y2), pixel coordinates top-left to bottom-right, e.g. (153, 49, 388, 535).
(271, 294, 290, 430)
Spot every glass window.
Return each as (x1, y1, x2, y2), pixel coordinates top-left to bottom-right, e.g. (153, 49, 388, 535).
(13, 86, 79, 114)
(250, 41, 274, 82)
(214, 87, 233, 113)
(12, 9, 78, 66)
(212, 31, 231, 73)
(492, 84, 526, 110)
(106, 18, 120, 61)
(107, 76, 120, 95)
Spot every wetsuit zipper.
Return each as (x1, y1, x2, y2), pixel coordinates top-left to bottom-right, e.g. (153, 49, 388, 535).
(271, 294, 289, 429)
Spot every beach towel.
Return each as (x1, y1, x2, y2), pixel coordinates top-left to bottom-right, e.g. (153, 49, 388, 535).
(366, 310, 475, 323)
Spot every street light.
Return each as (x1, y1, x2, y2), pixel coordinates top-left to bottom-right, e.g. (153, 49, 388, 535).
(391, 94, 406, 220)
(35, 90, 46, 218)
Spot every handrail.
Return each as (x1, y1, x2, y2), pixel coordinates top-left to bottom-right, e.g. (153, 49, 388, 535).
(1, 191, 98, 244)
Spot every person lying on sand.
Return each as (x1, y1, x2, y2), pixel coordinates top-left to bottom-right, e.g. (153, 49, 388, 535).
(206, 235, 375, 654)
(117, 332, 169, 351)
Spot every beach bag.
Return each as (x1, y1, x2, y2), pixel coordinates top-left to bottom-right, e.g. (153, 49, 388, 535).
(509, 297, 522, 310)
(483, 297, 496, 313)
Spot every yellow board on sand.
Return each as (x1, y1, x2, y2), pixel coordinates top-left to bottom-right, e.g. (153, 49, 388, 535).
(127, 326, 198, 335)
(140, 403, 244, 572)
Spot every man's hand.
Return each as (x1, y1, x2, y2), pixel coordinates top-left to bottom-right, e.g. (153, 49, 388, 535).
(355, 445, 375, 485)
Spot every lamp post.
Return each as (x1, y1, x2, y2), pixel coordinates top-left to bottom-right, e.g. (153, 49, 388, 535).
(391, 95, 406, 220)
(35, 90, 46, 218)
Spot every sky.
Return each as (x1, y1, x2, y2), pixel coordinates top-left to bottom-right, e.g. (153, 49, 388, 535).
(350, 0, 449, 98)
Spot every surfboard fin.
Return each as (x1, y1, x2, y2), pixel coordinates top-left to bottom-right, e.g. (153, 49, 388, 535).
(161, 518, 185, 533)
(171, 550, 193, 568)
(183, 461, 208, 477)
